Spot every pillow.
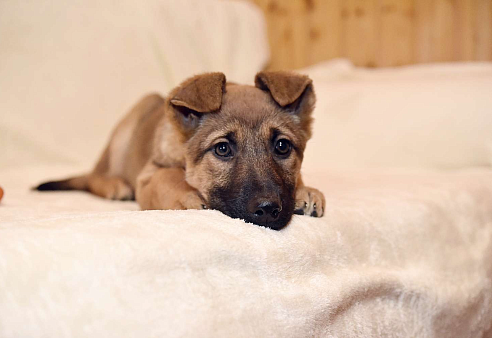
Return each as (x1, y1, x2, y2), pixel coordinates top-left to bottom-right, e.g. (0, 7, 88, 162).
(301, 60, 492, 171)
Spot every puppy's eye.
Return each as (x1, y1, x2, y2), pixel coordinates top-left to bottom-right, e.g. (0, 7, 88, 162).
(274, 139, 291, 156)
(214, 142, 232, 157)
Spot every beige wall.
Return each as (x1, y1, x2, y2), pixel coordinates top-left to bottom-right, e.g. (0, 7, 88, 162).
(251, 0, 492, 69)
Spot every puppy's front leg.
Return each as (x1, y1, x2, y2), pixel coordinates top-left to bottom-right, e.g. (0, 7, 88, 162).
(294, 175, 325, 217)
(136, 162, 205, 210)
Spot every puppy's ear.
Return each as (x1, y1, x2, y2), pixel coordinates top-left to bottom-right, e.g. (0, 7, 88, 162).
(255, 71, 315, 139)
(170, 72, 226, 113)
(169, 72, 226, 132)
(255, 71, 315, 114)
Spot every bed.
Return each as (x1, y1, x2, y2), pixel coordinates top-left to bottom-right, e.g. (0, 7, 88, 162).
(1, 1, 492, 337)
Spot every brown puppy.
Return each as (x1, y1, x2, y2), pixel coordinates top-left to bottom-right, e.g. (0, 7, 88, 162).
(36, 72, 325, 230)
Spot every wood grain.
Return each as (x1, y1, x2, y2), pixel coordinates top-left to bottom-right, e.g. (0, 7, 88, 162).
(251, 0, 492, 69)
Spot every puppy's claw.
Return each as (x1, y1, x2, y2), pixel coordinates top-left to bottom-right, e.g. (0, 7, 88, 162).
(295, 186, 325, 218)
(294, 209, 305, 215)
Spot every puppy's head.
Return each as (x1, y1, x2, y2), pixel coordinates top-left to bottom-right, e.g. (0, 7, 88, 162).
(168, 71, 315, 230)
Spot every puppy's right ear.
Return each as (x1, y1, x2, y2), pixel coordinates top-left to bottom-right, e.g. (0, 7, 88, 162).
(255, 71, 315, 139)
(168, 72, 226, 132)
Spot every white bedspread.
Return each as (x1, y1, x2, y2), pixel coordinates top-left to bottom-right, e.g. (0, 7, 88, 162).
(1, 166, 491, 337)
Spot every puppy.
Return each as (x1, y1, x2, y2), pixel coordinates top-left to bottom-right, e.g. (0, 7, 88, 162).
(36, 72, 325, 230)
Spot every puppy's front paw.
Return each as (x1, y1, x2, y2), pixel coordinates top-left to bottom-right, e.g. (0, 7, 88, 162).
(294, 186, 325, 217)
(180, 190, 207, 210)
(104, 178, 134, 201)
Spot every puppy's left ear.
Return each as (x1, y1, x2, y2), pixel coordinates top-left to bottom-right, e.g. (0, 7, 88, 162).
(255, 71, 315, 117)
(168, 72, 226, 134)
(170, 72, 226, 113)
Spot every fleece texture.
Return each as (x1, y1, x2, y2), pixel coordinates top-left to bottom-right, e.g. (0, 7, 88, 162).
(1, 166, 491, 337)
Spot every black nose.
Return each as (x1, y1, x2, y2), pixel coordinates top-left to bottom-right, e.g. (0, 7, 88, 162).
(249, 199, 282, 225)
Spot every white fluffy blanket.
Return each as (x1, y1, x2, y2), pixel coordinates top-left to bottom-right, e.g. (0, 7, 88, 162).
(1, 166, 491, 337)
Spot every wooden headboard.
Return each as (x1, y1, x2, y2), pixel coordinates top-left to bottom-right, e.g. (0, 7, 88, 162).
(250, 0, 492, 69)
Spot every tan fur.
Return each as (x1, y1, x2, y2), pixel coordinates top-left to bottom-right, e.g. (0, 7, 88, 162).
(170, 72, 225, 113)
(255, 71, 312, 107)
(36, 72, 325, 228)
